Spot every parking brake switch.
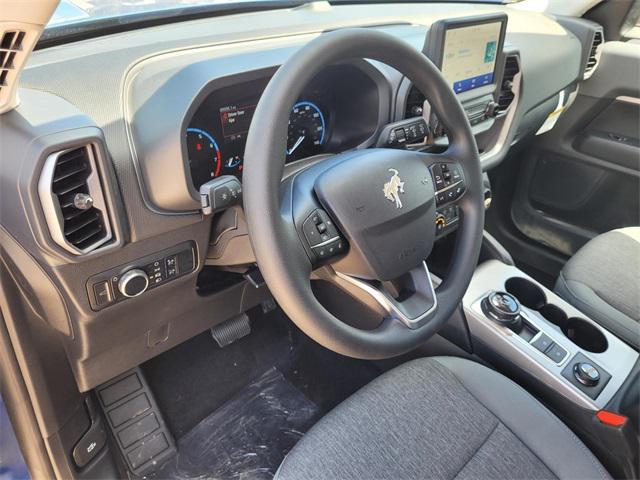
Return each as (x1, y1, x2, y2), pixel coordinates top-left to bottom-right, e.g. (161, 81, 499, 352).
(199, 176, 243, 215)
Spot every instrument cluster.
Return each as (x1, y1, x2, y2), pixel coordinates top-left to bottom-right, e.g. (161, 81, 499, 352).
(184, 64, 381, 190)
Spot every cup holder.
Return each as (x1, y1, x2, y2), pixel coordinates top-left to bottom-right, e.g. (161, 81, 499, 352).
(505, 277, 546, 310)
(562, 318, 608, 353)
(504, 277, 608, 353)
(538, 304, 567, 327)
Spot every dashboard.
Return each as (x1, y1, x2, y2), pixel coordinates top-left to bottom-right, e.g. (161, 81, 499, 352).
(185, 64, 381, 189)
(4, 1, 592, 392)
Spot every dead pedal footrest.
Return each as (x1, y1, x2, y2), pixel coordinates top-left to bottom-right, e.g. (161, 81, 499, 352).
(96, 367, 176, 476)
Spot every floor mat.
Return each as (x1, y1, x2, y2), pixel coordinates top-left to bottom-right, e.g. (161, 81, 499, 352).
(143, 314, 293, 438)
(152, 367, 319, 480)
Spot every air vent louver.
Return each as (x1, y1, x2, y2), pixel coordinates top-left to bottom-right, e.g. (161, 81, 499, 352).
(584, 30, 603, 78)
(39, 145, 113, 255)
(497, 55, 520, 113)
(0, 30, 24, 94)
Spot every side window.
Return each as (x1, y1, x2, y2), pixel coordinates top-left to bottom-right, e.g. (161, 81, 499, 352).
(622, 0, 640, 39)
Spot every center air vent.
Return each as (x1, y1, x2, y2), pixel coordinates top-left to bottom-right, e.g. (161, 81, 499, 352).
(584, 30, 603, 79)
(39, 144, 113, 255)
(497, 55, 520, 113)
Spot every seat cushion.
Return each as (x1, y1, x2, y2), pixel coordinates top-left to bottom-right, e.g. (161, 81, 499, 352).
(276, 357, 610, 480)
(555, 227, 640, 348)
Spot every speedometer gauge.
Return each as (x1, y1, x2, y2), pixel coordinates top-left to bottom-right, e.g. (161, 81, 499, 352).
(287, 101, 326, 161)
(186, 128, 222, 188)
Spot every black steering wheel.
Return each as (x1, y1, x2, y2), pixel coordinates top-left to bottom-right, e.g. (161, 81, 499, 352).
(243, 29, 484, 359)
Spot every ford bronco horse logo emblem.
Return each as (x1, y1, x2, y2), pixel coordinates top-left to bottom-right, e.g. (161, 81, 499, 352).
(383, 168, 405, 209)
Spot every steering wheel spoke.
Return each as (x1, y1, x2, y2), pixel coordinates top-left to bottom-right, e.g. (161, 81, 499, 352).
(330, 262, 438, 330)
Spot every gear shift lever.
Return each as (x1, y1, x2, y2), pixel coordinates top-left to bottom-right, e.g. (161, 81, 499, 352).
(482, 291, 523, 332)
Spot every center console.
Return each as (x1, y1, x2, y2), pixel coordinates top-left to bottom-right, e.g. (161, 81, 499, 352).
(463, 260, 638, 411)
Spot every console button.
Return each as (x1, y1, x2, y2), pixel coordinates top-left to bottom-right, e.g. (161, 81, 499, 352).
(545, 343, 568, 364)
(531, 333, 553, 353)
(574, 362, 600, 386)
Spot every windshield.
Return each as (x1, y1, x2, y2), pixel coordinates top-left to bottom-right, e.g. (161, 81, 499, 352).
(48, 0, 258, 28)
(47, 0, 514, 30)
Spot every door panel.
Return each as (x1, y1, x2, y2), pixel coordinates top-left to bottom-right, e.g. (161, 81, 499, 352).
(510, 41, 640, 259)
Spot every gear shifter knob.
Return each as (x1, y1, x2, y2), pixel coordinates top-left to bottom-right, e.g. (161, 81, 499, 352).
(482, 291, 522, 332)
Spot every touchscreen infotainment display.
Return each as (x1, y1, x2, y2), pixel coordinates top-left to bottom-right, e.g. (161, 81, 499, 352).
(441, 22, 502, 94)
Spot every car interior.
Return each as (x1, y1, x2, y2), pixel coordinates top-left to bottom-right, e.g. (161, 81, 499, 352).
(0, 0, 639, 478)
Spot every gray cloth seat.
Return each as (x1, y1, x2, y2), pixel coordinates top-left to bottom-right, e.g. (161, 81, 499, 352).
(276, 357, 610, 480)
(555, 227, 640, 349)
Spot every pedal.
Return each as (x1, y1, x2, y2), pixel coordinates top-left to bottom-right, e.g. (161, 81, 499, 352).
(210, 313, 251, 347)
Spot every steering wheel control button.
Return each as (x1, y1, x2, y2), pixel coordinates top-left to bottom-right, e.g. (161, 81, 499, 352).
(531, 333, 554, 353)
(118, 269, 149, 298)
(574, 362, 600, 386)
(199, 175, 242, 215)
(482, 291, 522, 331)
(313, 238, 345, 259)
(303, 209, 340, 248)
(432, 165, 445, 190)
(430, 162, 466, 210)
(545, 343, 569, 364)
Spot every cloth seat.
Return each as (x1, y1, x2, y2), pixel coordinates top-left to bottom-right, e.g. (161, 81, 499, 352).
(555, 227, 640, 349)
(276, 357, 610, 480)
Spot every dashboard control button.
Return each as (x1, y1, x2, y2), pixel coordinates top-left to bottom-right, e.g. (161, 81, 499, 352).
(531, 333, 553, 353)
(93, 281, 113, 307)
(574, 362, 600, 386)
(118, 269, 149, 298)
(316, 223, 327, 234)
(165, 255, 178, 278)
(545, 343, 568, 364)
(177, 249, 195, 273)
(394, 128, 406, 143)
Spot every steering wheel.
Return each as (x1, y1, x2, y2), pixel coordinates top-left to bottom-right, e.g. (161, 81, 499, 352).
(243, 29, 484, 359)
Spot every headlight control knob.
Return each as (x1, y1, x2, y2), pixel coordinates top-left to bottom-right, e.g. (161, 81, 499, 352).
(118, 269, 149, 298)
